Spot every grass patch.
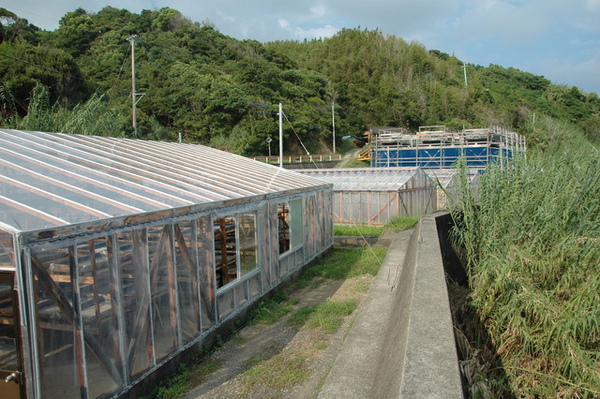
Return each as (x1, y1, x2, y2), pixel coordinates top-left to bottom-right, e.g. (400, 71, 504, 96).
(239, 354, 311, 390)
(151, 354, 223, 399)
(242, 355, 264, 370)
(153, 370, 190, 399)
(288, 298, 358, 334)
(385, 216, 419, 231)
(334, 216, 419, 237)
(306, 299, 358, 333)
(338, 139, 360, 154)
(187, 359, 222, 387)
(353, 278, 371, 294)
(247, 290, 294, 325)
(153, 244, 387, 397)
(287, 306, 317, 327)
(341, 157, 371, 168)
(334, 224, 384, 237)
(296, 246, 386, 288)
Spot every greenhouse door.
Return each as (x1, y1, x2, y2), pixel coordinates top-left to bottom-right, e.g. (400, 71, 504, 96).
(0, 272, 22, 399)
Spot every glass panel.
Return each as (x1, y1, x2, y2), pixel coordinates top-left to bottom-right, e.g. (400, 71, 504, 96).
(148, 225, 177, 362)
(0, 231, 14, 269)
(290, 199, 303, 249)
(0, 140, 187, 211)
(0, 161, 138, 218)
(76, 238, 123, 398)
(239, 213, 257, 276)
(234, 283, 247, 308)
(196, 216, 216, 330)
(0, 180, 98, 225)
(174, 221, 200, 343)
(277, 203, 290, 254)
(118, 230, 153, 379)
(217, 289, 234, 319)
(31, 246, 78, 399)
(214, 217, 237, 288)
(248, 273, 261, 298)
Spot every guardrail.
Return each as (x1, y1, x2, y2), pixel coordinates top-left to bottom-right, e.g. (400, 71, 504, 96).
(251, 154, 343, 164)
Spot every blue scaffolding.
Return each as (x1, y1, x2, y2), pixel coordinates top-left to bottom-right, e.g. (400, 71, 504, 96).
(371, 126, 526, 169)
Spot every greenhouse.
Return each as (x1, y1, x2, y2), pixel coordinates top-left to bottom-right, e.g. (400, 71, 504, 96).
(0, 129, 333, 399)
(299, 168, 435, 225)
(425, 169, 462, 210)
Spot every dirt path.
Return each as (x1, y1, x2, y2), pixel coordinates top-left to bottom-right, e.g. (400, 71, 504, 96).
(182, 273, 376, 399)
(334, 149, 359, 168)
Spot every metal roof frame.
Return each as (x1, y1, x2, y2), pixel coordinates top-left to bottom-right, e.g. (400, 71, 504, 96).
(0, 129, 329, 233)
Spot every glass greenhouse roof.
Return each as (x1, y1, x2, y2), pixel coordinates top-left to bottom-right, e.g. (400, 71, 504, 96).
(0, 129, 328, 233)
(424, 169, 458, 188)
(299, 167, 425, 191)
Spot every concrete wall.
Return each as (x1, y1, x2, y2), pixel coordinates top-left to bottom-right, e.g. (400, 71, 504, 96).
(319, 213, 463, 398)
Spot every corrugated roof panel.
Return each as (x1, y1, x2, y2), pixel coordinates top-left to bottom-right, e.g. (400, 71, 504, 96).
(0, 129, 328, 232)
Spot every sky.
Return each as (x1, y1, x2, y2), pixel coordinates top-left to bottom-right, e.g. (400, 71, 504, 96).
(3, 0, 600, 95)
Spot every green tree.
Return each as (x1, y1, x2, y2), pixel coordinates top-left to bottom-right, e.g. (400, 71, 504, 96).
(50, 8, 100, 57)
(0, 41, 88, 112)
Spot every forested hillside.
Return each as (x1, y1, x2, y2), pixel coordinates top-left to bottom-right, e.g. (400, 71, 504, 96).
(1, 6, 599, 154)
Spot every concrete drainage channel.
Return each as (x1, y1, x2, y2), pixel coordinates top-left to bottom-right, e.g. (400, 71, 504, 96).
(320, 212, 464, 398)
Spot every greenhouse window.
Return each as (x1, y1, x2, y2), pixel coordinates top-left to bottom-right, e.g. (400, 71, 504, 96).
(239, 212, 257, 276)
(278, 200, 303, 255)
(213, 212, 259, 289)
(214, 217, 237, 288)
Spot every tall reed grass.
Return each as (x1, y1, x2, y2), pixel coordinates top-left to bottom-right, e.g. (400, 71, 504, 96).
(450, 144, 600, 397)
(3, 84, 128, 136)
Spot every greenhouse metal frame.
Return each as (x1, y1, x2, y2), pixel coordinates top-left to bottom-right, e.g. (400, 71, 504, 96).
(0, 129, 333, 399)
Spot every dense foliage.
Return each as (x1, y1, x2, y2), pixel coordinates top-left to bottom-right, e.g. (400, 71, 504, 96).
(1, 6, 599, 154)
(450, 127, 600, 397)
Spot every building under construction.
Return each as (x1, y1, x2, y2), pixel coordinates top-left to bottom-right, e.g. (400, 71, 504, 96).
(366, 125, 526, 168)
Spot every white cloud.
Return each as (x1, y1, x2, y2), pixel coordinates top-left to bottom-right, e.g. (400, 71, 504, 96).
(292, 24, 339, 40)
(310, 5, 328, 17)
(278, 18, 289, 29)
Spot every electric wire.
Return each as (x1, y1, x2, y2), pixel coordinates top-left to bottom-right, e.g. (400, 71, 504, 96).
(4, 31, 335, 163)
(280, 109, 322, 169)
(136, 35, 330, 163)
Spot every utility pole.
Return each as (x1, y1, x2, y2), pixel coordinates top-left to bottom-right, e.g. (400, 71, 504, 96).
(127, 35, 144, 137)
(463, 62, 468, 86)
(332, 100, 336, 154)
(279, 103, 283, 168)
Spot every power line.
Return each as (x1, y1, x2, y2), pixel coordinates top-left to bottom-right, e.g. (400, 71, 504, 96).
(282, 109, 311, 156)
(0, 3, 60, 29)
